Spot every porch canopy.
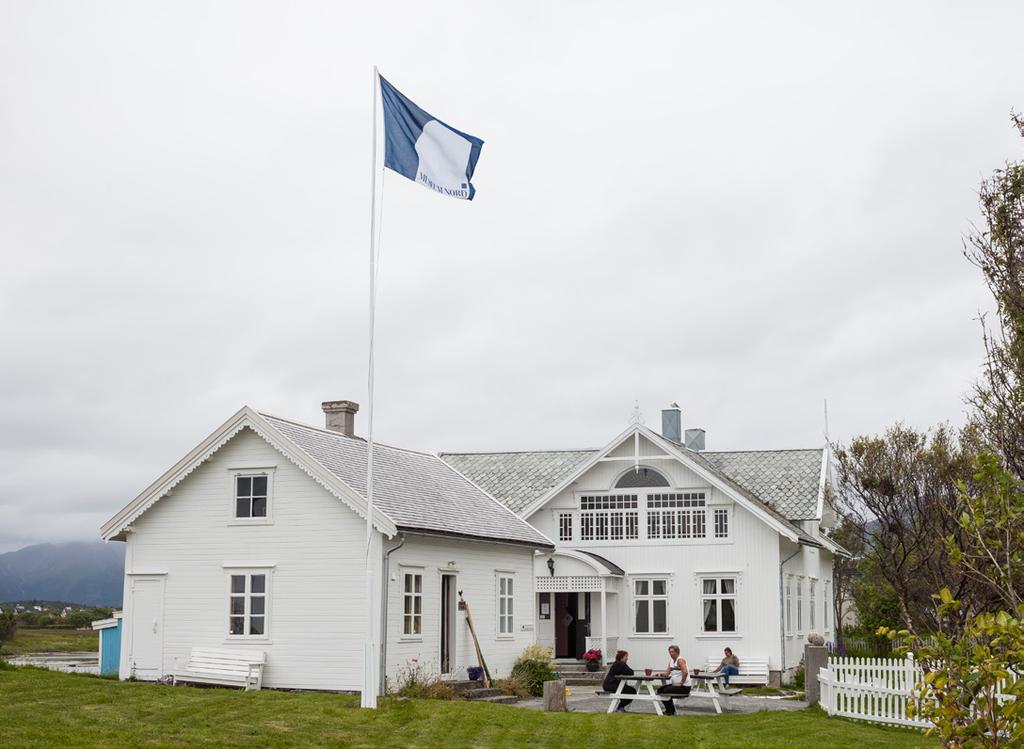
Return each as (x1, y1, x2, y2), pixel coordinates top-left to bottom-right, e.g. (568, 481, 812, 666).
(536, 549, 623, 661)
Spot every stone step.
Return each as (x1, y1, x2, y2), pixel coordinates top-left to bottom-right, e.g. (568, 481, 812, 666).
(448, 680, 481, 694)
(474, 694, 518, 705)
(464, 687, 504, 700)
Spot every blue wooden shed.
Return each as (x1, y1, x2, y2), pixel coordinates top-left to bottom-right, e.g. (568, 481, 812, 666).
(91, 612, 123, 675)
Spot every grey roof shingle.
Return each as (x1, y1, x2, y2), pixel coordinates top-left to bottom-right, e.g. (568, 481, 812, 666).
(441, 445, 825, 526)
(439, 450, 595, 514)
(261, 414, 553, 549)
(700, 449, 824, 520)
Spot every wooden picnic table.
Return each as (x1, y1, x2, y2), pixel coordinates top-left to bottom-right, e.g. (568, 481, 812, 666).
(603, 672, 726, 716)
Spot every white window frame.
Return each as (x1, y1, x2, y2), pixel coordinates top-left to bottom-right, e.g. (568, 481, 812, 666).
(631, 576, 670, 636)
(785, 575, 793, 635)
(809, 577, 817, 632)
(712, 507, 730, 539)
(796, 576, 805, 635)
(699, 576, 738, 634)
(823, 580, 831, 632)
(646, 492, 708, 540)
(224, 566, 273, 641)
(579, 494, 639, 542)
(401, 568, 423, 639)
(496, 572, 515, 638)
(228, 467, 275, 525)
(557, 512, 573, 542)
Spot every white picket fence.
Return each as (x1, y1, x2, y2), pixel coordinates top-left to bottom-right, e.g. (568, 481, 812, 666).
(819, 654, 929, 728)
(818, 654, 1017, 730)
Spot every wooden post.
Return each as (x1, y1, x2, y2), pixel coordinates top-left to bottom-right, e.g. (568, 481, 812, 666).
(543, 679, 567, 712)
(459, 591, 491, 688)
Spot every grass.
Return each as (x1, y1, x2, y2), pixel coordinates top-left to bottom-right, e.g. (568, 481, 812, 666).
(0, 628, 97, 656)
(0, 666, 938, 749)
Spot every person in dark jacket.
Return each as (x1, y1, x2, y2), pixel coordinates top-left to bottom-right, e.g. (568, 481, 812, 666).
(603, 650, 635, 712)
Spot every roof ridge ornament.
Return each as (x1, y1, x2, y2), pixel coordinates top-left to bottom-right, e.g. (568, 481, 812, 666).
(629, 400, 644, 426)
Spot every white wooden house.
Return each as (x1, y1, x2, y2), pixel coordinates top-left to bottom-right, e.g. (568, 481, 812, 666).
(103, 401, 844, 692)
(101, 401, 552, 692)
(442, 406, 848, 684)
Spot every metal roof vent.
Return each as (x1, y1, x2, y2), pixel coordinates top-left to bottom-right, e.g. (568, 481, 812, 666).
(684, 428, 706, 451)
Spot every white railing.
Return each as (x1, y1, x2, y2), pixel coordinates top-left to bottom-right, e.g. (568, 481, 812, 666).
(818, 653, 1017, 730)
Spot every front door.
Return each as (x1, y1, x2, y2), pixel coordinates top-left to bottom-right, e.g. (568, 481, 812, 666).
(440, 574, 456, 674)
(128, 576, 164, 680)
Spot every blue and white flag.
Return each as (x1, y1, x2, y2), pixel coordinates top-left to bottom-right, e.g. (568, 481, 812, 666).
(379, 75, 484, 200)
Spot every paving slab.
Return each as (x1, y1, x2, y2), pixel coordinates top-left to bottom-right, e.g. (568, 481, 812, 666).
(515, 689, 808, 716)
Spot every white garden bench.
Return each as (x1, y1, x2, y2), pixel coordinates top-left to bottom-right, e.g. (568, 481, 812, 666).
(171, 647, 266, 691)
(703, 655, 770, 686)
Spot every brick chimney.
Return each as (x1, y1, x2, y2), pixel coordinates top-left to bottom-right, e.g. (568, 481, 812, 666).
(321, 400, 359, 436)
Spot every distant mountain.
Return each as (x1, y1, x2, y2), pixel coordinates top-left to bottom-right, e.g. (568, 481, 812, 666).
(0, 542, 124, 607)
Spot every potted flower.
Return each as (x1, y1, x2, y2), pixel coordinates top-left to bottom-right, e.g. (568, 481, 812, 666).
(582, 648, 603, 672)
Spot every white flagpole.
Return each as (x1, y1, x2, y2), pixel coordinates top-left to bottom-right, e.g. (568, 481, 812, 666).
(362, 64, 381, 710)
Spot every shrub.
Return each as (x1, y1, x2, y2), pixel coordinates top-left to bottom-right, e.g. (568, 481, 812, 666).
(389, 661, 455, 700)
(509, 645, 557, 697)
(495, 672, 533, 699)
(518, 644, 553, 663)
(0, 611, 16, 651)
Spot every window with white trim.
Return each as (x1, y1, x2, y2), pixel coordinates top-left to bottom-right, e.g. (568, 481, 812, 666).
(809, 578, 817, 631)
(701, 577, 737, 633)
(228, 572, 268, 637)
(579, 495, 639, 541)
(402, 572, 422, 636)
(558, 513, 573, 542)
(647, 492, 707, 539)
(823, 580, 830, 630)
(633, 578, 668, 634)
(785, 575, 793, 634)
(497, 574, 514, 635)
(713, 508, 729, 538)
(234, 474, 269, 519)
(796, 576, 804, 633)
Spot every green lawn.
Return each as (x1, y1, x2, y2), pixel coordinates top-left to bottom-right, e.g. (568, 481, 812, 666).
(0, 628, 97, 656)
(0, 666, 937, 749)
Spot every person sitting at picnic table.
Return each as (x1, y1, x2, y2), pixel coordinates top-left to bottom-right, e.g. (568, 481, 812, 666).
(656, 645, 691, 715)
(716, 647, 740, 686)
(603, 650, 635, 712)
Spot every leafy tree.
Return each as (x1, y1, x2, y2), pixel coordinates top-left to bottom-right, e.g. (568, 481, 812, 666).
(829, 515, 863, 646)
(833, 424, 978, 633)
(967, 113, 1024, 479)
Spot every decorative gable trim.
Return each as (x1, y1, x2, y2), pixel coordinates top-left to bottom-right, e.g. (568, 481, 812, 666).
(520, 424, 801, 543)
(100, 406, 397, 541)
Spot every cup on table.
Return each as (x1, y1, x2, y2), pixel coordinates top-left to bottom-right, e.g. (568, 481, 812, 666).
(644, 668, 652, 676)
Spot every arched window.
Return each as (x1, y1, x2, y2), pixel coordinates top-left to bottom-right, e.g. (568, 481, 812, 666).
(615, 467, 670, 488)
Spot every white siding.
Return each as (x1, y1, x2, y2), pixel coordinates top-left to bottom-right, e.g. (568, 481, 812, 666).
(121, 427, 370, 690)
(384, 536, 535, 684)
(527, 435, 786, 673)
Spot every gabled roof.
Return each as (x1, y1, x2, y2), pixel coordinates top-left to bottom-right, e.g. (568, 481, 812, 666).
(101, 407, 552, 550)
(261, 414, 552, 548)
(440, 450, 595, 514)
(442, 432, 828, 534)
(700, 449, 826, 520)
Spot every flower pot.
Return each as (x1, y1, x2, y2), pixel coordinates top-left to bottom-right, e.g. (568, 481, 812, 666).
(585, 660, 600, 672)
(467, 666, 483, 681)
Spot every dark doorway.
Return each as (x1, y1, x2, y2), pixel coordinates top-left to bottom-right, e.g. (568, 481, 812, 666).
(440, 574, 456, 674)
(554, 592, 590, 659)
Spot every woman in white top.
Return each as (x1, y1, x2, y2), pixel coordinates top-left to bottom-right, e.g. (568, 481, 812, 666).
(656, 644, 691, 715)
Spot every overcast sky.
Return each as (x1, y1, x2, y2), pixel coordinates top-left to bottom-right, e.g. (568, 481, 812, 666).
(2, 1, 1022, 553)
